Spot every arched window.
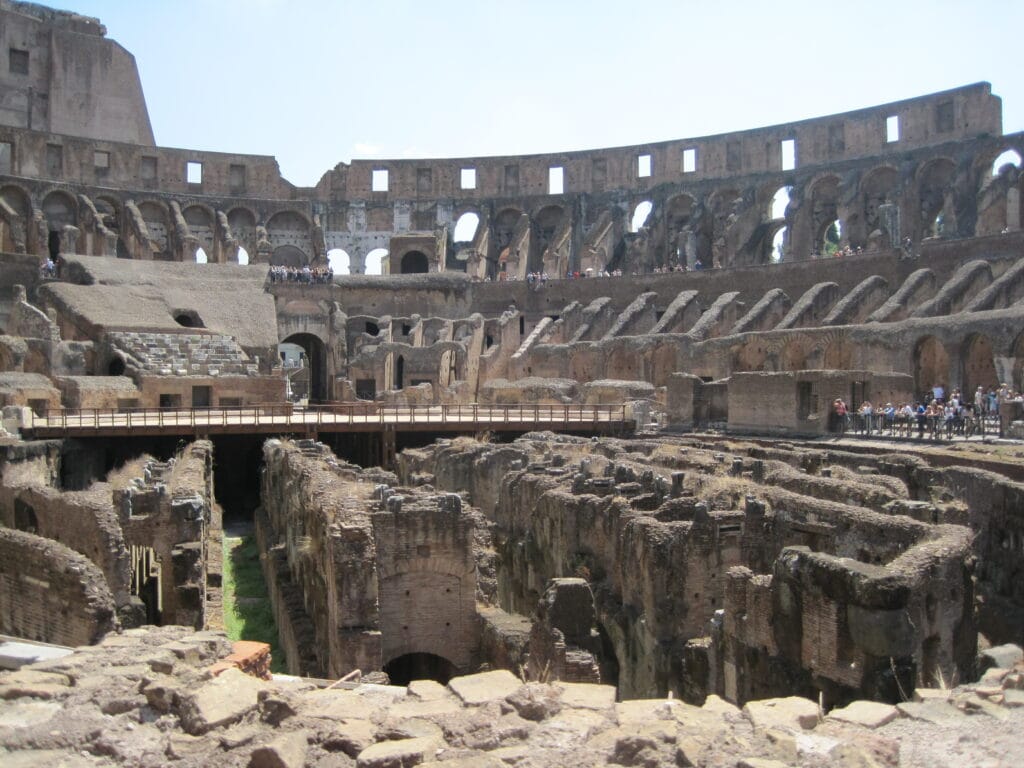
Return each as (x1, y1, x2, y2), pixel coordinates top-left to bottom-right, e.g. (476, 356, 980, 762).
(453, 212, 480, 243)
(992, 149, 1022, 176)
(195, 247, 208, 264)
(237, 246, 250, 265)
(770, 186, 792, 220)
(772, 227, 787, 263)
(365, 248, 388, 275)
(327, 248, 351, 275)
(629, 201, 653, 233)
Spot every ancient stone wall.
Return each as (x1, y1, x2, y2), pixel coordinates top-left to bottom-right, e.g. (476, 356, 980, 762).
(0, 525, 116, 644)
(400, 434, 982, 705)
(259, 438, 488, 680)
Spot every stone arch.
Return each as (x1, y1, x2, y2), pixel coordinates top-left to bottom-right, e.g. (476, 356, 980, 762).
(271, 245, 309, 268)
(0, 184, 32, 217)
(913, 336, 950, 399)
(666, 193, 696, 263)
(766, 221, 788, 263)
(382, 653, 457, 686)
(629, 200, 653, 233)
(327, 248, 350, 275)
(227, 206, 257, 237)
(916, 157, 956, 238)
(823, 337, 854, 370)
(782, 339, 808, 371)
(975, 146, 1023, 179)
(453, 210, 480, 243)
(138, 200, 171, 256)
(530, 204, 564, 272)
(767, 184, 792, 221)
(266, 209, 312, 261)
(400, 250, 429, 274)
(281, 331, 328, 402)
(41, 189, 77, 230)
(858, 165, 901, 246)
(182, 204, 215, 260)
(365, 247, 389, 275)
(708, 186, 741, 260)
(493, 206, 522, 248)
(95, 194, 122, 237)
(732, 341, 767, 373)
(808, 174, 842, 253)
(961, 333, 998, 397)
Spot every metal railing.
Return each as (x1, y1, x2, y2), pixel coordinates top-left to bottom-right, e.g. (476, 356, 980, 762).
(837, 411, 1001, 441)
(28, 402, 631, 432)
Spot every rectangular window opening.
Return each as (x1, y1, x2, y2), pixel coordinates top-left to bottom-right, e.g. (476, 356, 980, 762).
(936, 101, 954, 133)
(229, 164, 246, 193)
(93, 150, 110, 169)
(0, 141, 12, 174)
(460, 167, 476, 189)
(8, 48, 28, 75)
(886, 115, 900, 143)
(637, 153, 652, 178)
(548, 166, 564, 195)
(45, 144, 62, 177)
(682, 148, 697, 174)
(372, 168, 389, 192)
(186, 161, 203, 184)
(140, 156, 157, 183)
(504, 164, 519, 193)
(781, 139, 796, 171)
(416, 167, 432, 194)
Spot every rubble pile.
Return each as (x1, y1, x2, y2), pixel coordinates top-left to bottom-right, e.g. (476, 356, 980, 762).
(1, 627, 1022, 767)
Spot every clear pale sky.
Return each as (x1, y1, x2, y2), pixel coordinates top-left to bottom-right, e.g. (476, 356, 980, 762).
(53, 0, 1024, 188)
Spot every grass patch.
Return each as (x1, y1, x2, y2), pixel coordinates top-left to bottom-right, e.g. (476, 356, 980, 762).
(223, 531, 286, 673)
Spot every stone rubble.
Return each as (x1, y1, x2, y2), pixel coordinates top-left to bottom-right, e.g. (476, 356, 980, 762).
(0, 627, 1022, 767)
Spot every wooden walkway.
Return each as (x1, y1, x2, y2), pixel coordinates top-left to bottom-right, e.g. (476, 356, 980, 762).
(24, 403, 633, 439)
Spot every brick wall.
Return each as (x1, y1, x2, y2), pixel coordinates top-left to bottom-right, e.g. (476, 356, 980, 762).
(0, 527, 116, 645)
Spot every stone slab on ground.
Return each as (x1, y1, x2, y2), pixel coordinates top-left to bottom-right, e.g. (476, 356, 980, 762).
(827, 700, 899, 728)
(179, 667, 265, 735)
(355, 736, 440, 768)
(248, 731, 309, 768)
(981, 643, 1024, 670)
(554, 681, 616, 711)
(448, 670, 521, 705)
(743, 696, 820, 731)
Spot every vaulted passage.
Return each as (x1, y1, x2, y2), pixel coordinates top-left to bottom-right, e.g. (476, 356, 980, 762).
(282, 332, 328, 402)
(383, 652, 457, 685)
(400, 250, 429, 274)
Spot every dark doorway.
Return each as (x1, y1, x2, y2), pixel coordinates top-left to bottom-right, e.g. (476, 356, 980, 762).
(192, 386, 212, 408)
(394, 355, 404, 390)
(383, 653, 457, 686)
(282, 333, 328, 402)
(14, 499, 37, 533)
(400, 250, 429, 274)
(48, 230, 60, 258)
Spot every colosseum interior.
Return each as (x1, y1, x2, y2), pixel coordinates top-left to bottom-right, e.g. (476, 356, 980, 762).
(1, 2, 1024, 766)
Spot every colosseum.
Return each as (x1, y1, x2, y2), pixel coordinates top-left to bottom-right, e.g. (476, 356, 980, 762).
(1, 2, 1023, 766)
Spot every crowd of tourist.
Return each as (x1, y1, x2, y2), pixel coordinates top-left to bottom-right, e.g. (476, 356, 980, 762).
(831, 383, 1023, 440)
(269, 264, 334, 284)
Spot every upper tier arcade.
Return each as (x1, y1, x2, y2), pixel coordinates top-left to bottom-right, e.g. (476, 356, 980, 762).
(0, 3, 1020, 281)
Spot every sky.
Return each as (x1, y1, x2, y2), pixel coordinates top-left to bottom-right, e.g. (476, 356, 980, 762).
(52, 0, 1024, 188)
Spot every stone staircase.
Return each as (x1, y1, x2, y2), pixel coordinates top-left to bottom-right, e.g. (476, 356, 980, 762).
(108, 331, 256, 376)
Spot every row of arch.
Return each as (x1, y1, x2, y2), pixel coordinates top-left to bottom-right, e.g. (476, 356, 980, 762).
(3, 146, 1020, 273)
(621, 148, 1024, 269)
(731, 330, 1023, 399)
